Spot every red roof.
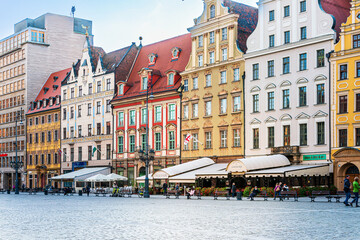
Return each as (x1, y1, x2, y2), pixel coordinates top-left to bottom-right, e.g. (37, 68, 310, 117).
(27, 68, 70, 115)
(113, 34, 192, 101)
(321, 0, 351, 41)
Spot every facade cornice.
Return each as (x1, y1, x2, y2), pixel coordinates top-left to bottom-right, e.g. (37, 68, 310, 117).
(188, 14, 239, 37)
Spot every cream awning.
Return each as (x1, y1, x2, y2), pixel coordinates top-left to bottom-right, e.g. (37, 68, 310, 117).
(226, 155, 290, 173)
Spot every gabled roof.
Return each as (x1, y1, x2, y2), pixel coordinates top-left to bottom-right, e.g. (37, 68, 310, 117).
(223, 0, 258, 53)
(27, 68, 70, 115)
(112, 34, 192, 101)
(321, 0, 351, 41)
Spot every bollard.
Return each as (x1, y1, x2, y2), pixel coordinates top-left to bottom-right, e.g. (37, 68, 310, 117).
(237, 192, 242, 200)
(44, 190, 48, 195)
(79, 190, 83, 196)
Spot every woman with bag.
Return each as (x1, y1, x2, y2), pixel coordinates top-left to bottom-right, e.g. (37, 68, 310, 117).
(274, 183, 281, 200)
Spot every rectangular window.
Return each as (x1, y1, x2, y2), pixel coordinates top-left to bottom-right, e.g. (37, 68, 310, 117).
(253, 128, 259, 149)
(233, 68, 240, 82)
(283, 125, 290, 146)
(192, 103, 198, 118)
(253, 64, 259, 80)
(339, 129, 347, 147)
(141, 108, 147, 124)
(317, 122, 325, 145)
(340, 64, 348, 80)
(87, 103, 91, 116)
(353, 34, 360, 48)
(95, 123, 100, 135)
(356, 93, 360, 112)
(97, 145, 101, 160)
(70, 107, 74, 119)
(253, 94, 259, 112)
(71, 88, 74, 99)
(284, 5, 290, 17)
(142, 77, 148, 90)
(70, 127, 74, 138)
(193, 77, 198, 89)
(317, 84, 325, 104)
(183, 105, 189, 119)
(168, 131, 175, 150)
(300, 124, 307, 146)
(96, 101, 101, 114)
(233, 96, 241, 112)
(63, 149, 67, 162)
(205, 132, 212, 149)
(317, 49, 325, 67)
(88, 124, 92, 136)
(78, 105, 82, 117)
(299, 87, 307, 106)
(78, 125, 82, 137)
(220, 98, 227, 114)
(129, 110, 136, 125)
(193, 133, 199, 150)
(169, 104, 176, 121)
(198, 55, 203, 67)
(268, 127, 274, 148)
(88, 146, 92, 160)
(269, 35, 275, 47)
(106, 79, 111, 91)
(47, 131, 51, 142)
(78, 147, 82, 161)
(205, 75, 211, 87)
(269, 10, 275, 21)
(88, 83, 92, 95)
(222, 27, 227, 40)
(233, 129, 241, 147)
(300, 53, 307, 71)
(198, 35, 203, 47)
(268, 92, 274, 110)
(205, 101, 212, 116)
(168, 73, 174, 85)
(356, 128, 360, 146)
(220, 71, 227, 84)
(155, 106, 162, 122)
(183, 79, 188, 92)
(97, 81, 101, 92)
(63, 108, 66, 120)
(106, 144, 111, 160)
(106, 100, 111, 112)
(283, 57, 290, 74)
(141, 134, 146, 151)
(183, 134, 189, 151)
(209, 31, 215, 44)
(339, 95, 348, 113)
(300, 0, 306, 12)
(209, 51, 215, 64)
(155, 132, 161, 151)
(221, 48, 227, 61)
(54, 130, 58, 141)
(118, 136, 124, 153)
(62, 128, 66, 139)
(106, 122, 111, 135)
(357, 62, 360, 77)
(300, 27, 307, 40)
(220, 130, 227, 148)
(130, 135, 135, 152)
(70, 148, 74, 162)
(118, 112, 124, 126)
(283, 89, 290, 109)
(268, 60, 274, 77)
(284, 31, 290, 44)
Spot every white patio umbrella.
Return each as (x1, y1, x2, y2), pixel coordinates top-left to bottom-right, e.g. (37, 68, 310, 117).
(104, 173, 128, 181)
(84, 174, 108, 182)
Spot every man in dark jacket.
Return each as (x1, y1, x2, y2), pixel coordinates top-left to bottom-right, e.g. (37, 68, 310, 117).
(344, 175, 351, 206)
(231, 183, 237, 198)
(163, 181, 168, 196)
(248, 186, 260, 201)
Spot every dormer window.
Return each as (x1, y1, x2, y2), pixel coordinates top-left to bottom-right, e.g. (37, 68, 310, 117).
(50, 98, 53, 106)
(43, 99, 47, 108)
(168, 73, 174, 85)
(171, 47, 181, 60)
(56, 96, 60, 105)
(83, 69, 86, 76)
(142, 77, 148, 91)
(119, 84, 124, 95)
(148, 53, 157, 65)
(37, 101, 41, 109)
(210, 5, 215, 18)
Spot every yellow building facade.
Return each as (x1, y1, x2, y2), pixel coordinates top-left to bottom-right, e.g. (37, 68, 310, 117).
(180, 0, 257, 163)
(331, 0, 360, 189)
(25, 69, 68, 189)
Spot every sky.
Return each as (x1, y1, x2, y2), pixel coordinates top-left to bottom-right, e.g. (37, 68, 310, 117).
(0, 0, 258, 53)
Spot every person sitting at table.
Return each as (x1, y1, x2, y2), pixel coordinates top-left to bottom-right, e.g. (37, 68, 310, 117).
(248, 186, 260, 201)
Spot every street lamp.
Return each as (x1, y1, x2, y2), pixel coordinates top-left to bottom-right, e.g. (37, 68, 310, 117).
(10, 108, 24, 194)
(136, 74, 155, 198)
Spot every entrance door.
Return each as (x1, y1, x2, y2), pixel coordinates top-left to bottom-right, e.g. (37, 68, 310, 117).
(346, 165, 360, 184)
(139, 167, 146, 177)
(41, 174, 46, 189)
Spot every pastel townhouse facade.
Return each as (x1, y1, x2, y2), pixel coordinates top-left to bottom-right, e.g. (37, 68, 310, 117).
(331, 0, 360, 189)
(60, 38, 138, 179)
(244, 0, 347, 166)
(0, 13, 92, 190)
(111, 34, 191, 186)
(180, 0, 257, 163)
(26, 69, 69, 189)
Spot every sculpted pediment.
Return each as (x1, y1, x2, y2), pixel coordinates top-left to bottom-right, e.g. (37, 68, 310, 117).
(295, 112, 310, 120)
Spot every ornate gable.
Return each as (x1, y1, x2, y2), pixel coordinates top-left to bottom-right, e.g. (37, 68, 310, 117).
(250, 118, 261, 125)
(295, 112, 311, 120)
(313, 110, 328, 118)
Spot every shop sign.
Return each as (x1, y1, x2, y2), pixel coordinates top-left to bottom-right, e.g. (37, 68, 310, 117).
(0, 154, 8, 157)
(303, 154, 326, 161)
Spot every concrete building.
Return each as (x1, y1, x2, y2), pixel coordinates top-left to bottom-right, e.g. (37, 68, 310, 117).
(60, 37, 138, 187)
(0, 13, 92, 190)
(26, 69, 69, 189)
(180, 0, 257, 163)
(112, 34, 191, 186)
(244, 0, 347, 166)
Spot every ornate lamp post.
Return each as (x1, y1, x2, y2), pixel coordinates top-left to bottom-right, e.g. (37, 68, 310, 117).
(10, 108, 24, 194)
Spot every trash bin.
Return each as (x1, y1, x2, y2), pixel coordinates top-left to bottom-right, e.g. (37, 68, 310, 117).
(44, 190, 48, 195)
(7, 190, 10, 194)
(78, 190, 82, 196)
(236, 192, 242, 200)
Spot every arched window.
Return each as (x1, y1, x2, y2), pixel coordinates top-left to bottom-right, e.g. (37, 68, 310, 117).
(210, 5, 215, 18)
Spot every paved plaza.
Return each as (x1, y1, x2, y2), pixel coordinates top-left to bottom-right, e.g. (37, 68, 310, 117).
(0, 193, 358, 240)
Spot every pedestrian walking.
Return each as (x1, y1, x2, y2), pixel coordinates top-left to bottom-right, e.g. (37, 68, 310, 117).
(344, 175, 351, 206)
(86, 185, 90, 197)
(175, 183, 179, 194)
(163, 181, 168, 196)
(232, 183, 237, 198)
(351, 177, 360, 207)
(274, 183, 281, 200)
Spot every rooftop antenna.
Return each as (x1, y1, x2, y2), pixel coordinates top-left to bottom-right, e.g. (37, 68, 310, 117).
(139, 36, 143, 46)
(71, 6, 76, 18)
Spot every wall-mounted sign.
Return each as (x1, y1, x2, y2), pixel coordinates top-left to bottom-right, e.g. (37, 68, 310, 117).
(303, 154, 327, 161)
